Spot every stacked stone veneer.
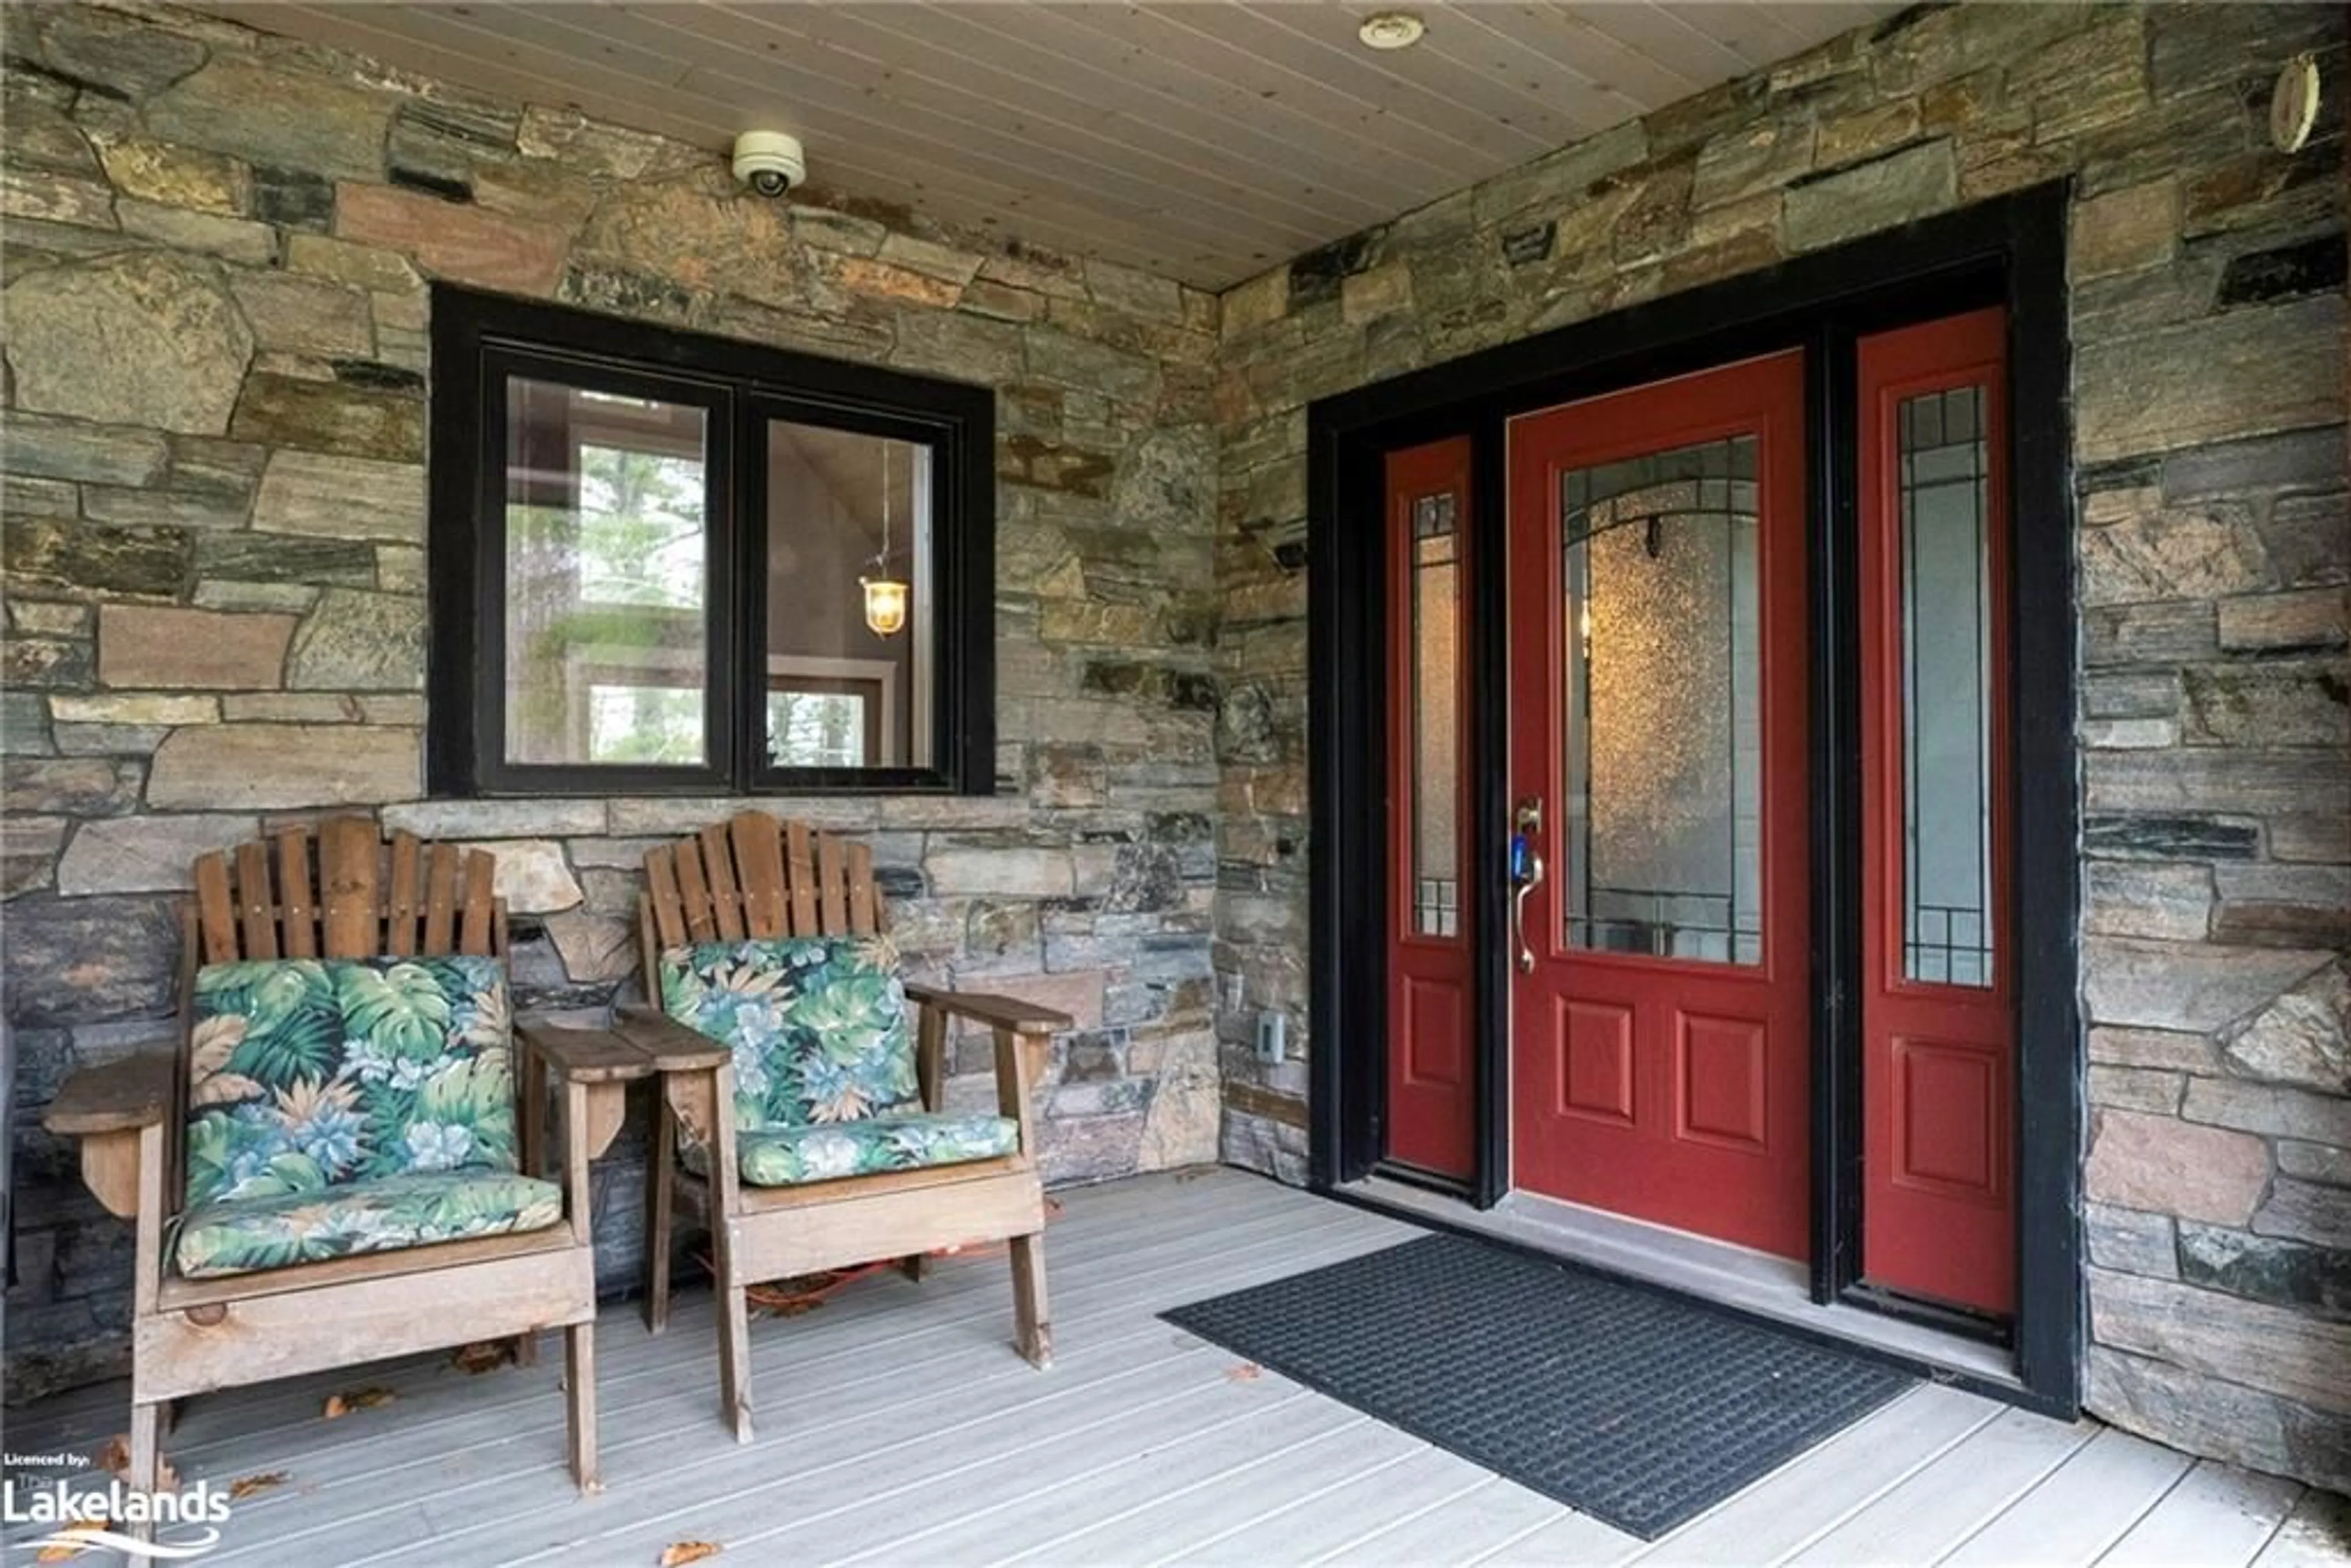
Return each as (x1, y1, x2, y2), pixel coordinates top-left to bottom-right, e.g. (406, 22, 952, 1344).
(0, 1, 1222, 1398)
(1, 0, 2346, 1496)
(1210, 4, 2347, 1492)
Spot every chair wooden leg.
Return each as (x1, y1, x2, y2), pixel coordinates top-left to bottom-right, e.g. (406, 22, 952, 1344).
(514, 1051, 549, 1368)
(1010, 1230, 1052, 1369)
(127, 1398, 164, 1542)
(643, 1108, 675, 1335)
(565, 1321, 601, 1494)
(718, 1283, 754, 1442)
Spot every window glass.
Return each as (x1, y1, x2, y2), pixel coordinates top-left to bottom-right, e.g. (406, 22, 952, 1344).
(1411, 491, 1461, 938)
(588, 684, 702, 765)
(762, 421, 933, 770)
(1560, 435, 1762, 964)
(1900, 386, 1995, 987)
(503, 377, 708, 767)
(767, 689, 869, 768)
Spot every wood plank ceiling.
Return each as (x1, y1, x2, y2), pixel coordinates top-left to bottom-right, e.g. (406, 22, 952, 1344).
(202, 2, 1895, 290)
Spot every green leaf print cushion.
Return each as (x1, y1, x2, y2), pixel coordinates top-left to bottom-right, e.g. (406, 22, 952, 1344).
(174, 1168, 562, 1280)
(659, 935, 918, 1133)
(184, 955, 519, 1212)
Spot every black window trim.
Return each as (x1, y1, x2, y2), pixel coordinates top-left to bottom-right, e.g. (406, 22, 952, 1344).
(428, 283, 997, 798)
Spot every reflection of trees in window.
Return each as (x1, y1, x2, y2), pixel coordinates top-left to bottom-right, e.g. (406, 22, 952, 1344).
(576, 443, 703, 608)
(504, 427, 710, 765)
(590, 685, 702, 763)
(767, 691, 866, 768)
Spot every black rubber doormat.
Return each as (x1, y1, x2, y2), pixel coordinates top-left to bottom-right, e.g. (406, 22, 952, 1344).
(1163, 1232, 1917, 1540)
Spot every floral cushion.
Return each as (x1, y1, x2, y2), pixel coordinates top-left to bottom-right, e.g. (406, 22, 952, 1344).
(174, 1169, 563, 1279)
(658, 936, 917, 1133)
(696, 1112, 1021, 1188)
(184, 956, 519, 1212)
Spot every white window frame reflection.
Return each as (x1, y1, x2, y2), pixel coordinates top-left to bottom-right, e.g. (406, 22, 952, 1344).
(765, 655, 899, 770)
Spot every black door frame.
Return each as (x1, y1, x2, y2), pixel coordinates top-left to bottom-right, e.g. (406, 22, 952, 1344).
(1307, 183, 2079, 1416)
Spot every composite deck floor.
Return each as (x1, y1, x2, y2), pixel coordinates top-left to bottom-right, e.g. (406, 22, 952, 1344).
(8, 1168, 2345, 1566)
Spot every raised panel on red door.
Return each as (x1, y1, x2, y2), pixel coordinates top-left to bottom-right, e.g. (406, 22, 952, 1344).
(1507, 352, 1810, 1261)
(1858, 307, 2016, 1317)
(1384, 438, 1475, 1180)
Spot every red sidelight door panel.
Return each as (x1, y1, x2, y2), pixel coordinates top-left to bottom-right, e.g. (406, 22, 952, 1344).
(1506, 353, 1811, 1260)
(1858, 309, 2017, 1317)
(1384, 438, 1477, 1180)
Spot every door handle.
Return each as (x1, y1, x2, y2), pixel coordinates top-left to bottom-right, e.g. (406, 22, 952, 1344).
(1510, 834, 1545, 975)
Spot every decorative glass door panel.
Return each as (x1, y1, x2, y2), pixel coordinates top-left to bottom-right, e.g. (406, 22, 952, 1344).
(1507, 353, 1810, 1260)
(1860, 308, 2017, 1317)
(1412, 490, 1463, 939)
(1897, 386, 1996, 988)
(1562, 436, 1762, 965)
(1384, 438, 1476, 1180)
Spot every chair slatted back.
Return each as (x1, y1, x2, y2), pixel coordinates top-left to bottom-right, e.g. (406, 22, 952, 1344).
(189, 816, 508, 966)
(173, 817, 507, 1214)
(640, 811, 882, 978)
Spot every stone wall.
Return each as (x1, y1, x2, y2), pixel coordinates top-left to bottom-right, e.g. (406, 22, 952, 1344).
(1, 1, 1221, 1398)
(1210, 3, 2349, 1490)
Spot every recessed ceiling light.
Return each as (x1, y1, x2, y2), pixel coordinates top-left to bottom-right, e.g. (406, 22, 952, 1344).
(1358, 11, 1426, 50)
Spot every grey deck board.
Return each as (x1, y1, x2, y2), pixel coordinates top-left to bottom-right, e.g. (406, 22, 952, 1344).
(1624, 1384, 1995, 1566)
(1325, 1476, 1576, 1567)
(992, 1400, 1428, 1564)
(9, 1167, 2325, 1568)
(883, 1393, 1380, 1564)
(1941, 1425, 2196, 1567)
(2097, 1460, 2305, 1568)
(1160, 1446, 1502, 1566)
(1790, 1407, 2101, 1566)
(2247, 1489, 2351, 1568)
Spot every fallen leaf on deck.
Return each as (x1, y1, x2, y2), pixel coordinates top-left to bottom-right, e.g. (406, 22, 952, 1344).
(230, 1471, 290, 1500)
(452, 1339, 517, 1375)
(657, 1543, 723, 1566)
(1225, 1362, 1263, 1381)
(323, 1387, 397, 1419)
(92, 1436, 178, 1488)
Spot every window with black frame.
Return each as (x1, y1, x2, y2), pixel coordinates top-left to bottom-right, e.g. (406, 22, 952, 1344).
(428, 287, 995, 797)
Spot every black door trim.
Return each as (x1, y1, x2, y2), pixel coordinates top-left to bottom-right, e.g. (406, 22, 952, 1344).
(1305, 182, 2079, 1416)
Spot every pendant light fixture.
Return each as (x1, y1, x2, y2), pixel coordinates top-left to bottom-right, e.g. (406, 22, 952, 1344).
(861, 439, 909, 637)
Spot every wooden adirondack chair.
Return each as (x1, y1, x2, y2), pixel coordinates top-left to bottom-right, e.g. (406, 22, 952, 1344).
(613, 809, 1073, 1439)
(40, 817, 639, 1504)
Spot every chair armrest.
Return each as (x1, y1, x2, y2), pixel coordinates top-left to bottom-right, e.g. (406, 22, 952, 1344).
(43, 1046, 177, 1136)
(516, 1022, 654, 1084)
(612, 1004, 732, 1071)
(904, 985, 1074, 1036)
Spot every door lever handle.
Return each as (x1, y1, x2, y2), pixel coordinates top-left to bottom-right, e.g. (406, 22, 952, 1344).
(1510, 838, 1545, 974)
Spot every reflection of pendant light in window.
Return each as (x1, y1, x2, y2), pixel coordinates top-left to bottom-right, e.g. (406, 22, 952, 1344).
(861, 440, 909, 637)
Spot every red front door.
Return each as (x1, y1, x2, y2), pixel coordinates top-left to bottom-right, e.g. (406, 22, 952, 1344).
(1505, 351, 1811, 1260)
(1382, 438, 1477, 1180)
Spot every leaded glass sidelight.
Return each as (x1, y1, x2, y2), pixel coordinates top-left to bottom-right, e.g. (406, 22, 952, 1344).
(1560, 435, 1762, 964)
(1411, 491, 1461, 937)
(1899, 386, 1995, 986)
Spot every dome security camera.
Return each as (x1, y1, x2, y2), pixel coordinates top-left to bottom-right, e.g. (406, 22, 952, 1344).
(732, 130, 806, 198)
